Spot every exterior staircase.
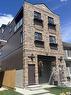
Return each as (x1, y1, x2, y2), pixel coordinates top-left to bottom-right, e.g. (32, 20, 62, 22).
(15, 84, 55, 95)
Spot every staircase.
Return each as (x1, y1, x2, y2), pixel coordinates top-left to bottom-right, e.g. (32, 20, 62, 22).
(27, 84, 49, 95)
(15, 84, 55, 95)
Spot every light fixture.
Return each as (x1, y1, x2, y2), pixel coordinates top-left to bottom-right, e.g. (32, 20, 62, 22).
(28, 54, 35, 61)
(58, 56, 63, 62)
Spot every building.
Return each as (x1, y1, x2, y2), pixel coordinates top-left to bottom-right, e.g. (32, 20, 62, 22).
(63, 42, 71, 81)
(0, 2, 67, 88)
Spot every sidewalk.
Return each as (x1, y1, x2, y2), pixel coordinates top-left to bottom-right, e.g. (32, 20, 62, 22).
(0, 87, 8, 91)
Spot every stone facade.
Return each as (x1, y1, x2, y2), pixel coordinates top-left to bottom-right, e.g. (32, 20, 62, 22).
(23, 2, 67, 86)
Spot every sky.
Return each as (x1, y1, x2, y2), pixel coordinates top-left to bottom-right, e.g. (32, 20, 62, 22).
(0, 0, 71, 42)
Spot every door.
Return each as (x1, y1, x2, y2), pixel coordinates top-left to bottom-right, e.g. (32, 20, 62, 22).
(28, 64, 35, 85)
(0, 71, 4, 87)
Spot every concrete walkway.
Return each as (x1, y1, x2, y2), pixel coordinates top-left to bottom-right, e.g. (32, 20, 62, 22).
(0, 87, 8, 91)
(15, 84, 56, 95)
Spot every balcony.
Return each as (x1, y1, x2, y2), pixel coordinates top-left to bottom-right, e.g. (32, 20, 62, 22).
(34, 18, 43, 30)
(34, 40, 44, 48)
(0, 39, 7, 49)
(49, 43, 58, 50)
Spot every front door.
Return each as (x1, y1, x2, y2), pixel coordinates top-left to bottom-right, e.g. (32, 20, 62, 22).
(38, 55, 56, 84)
(38, 61, 52, 83)
(28, 64, 35, 85)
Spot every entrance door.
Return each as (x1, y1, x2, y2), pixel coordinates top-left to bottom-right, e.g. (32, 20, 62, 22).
(0, 71, 4, 87)
(38, 61, 52, 83)
(28, 64, 35, 85)
(38, 55, 56, 84)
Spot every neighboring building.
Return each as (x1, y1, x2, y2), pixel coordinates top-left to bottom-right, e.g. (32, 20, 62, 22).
(0, 2, 67, 88)
(63, 42, 71, 81)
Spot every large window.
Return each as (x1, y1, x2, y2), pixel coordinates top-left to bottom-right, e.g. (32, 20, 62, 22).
(34, 32, 44, 48)
(48, 17, 56, 30)
(49, 36, 56, 43)
(48, 17, 54, 24)
(34, 11, 41, 19)
(35, 32, 42, 41)
(49, 36, 57, 49)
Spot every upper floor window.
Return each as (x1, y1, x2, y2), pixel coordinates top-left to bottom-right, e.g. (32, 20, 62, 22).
(49, 36, 56, 43)
(67, 50, 71, 57)
(14, 18, 23, 32)
(34, 11, 41, 19)
(35, 32, 42, 41)
(48, 17, 54, 24)
(34, 32, 44, 48)
(48, 17, 56, 30)
(49, 36, 57, 49)
(20, 31, 23, 43)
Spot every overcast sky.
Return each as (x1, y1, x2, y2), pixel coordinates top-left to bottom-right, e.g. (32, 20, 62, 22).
(0, 0, 71, 42)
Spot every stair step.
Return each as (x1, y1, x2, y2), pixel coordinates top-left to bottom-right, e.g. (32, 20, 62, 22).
(27, 85, 42, 91)
(28, 84, 41, 88)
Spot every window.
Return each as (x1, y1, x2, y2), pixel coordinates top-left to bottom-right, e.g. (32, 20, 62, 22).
(35, 32, 42, 41)
(67, 50, 71, 57)
(48, 17, 56, 30)
(49, 36, 56, 43)
(14, 18, 23, 32)
(48, 17, 54, 24)
(34, 11, 41, 19)
(69, 67, 71, 74)
(20, 31, 23, 43)
(34, 32, 44, 48)
(19, 18, 23, 26)
(49, 36, 57, 49)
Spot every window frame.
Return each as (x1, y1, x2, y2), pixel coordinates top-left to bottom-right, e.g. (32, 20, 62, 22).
(49, 36, 56, 44)
(35, 32, 42, 41)
(34, 11, 41, 19)
(48, 17, 54, 24)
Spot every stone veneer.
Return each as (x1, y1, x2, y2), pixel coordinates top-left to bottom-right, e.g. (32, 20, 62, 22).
(22, 2, 67, 86)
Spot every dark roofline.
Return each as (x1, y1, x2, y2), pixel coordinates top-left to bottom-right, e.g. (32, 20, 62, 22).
(63, 42, 71, 48)
(0, 6, 23, 33)
(14, 6, 23, 20)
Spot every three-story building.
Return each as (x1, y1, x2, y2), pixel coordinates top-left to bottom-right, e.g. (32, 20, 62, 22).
(0, 2, 66, 88)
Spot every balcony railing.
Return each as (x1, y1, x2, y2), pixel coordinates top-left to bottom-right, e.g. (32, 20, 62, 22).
(34, 40, 44, 48)
(48, 23, 56, 30)
(49, 43, 58, 50)
(34, 17, 43, 26)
